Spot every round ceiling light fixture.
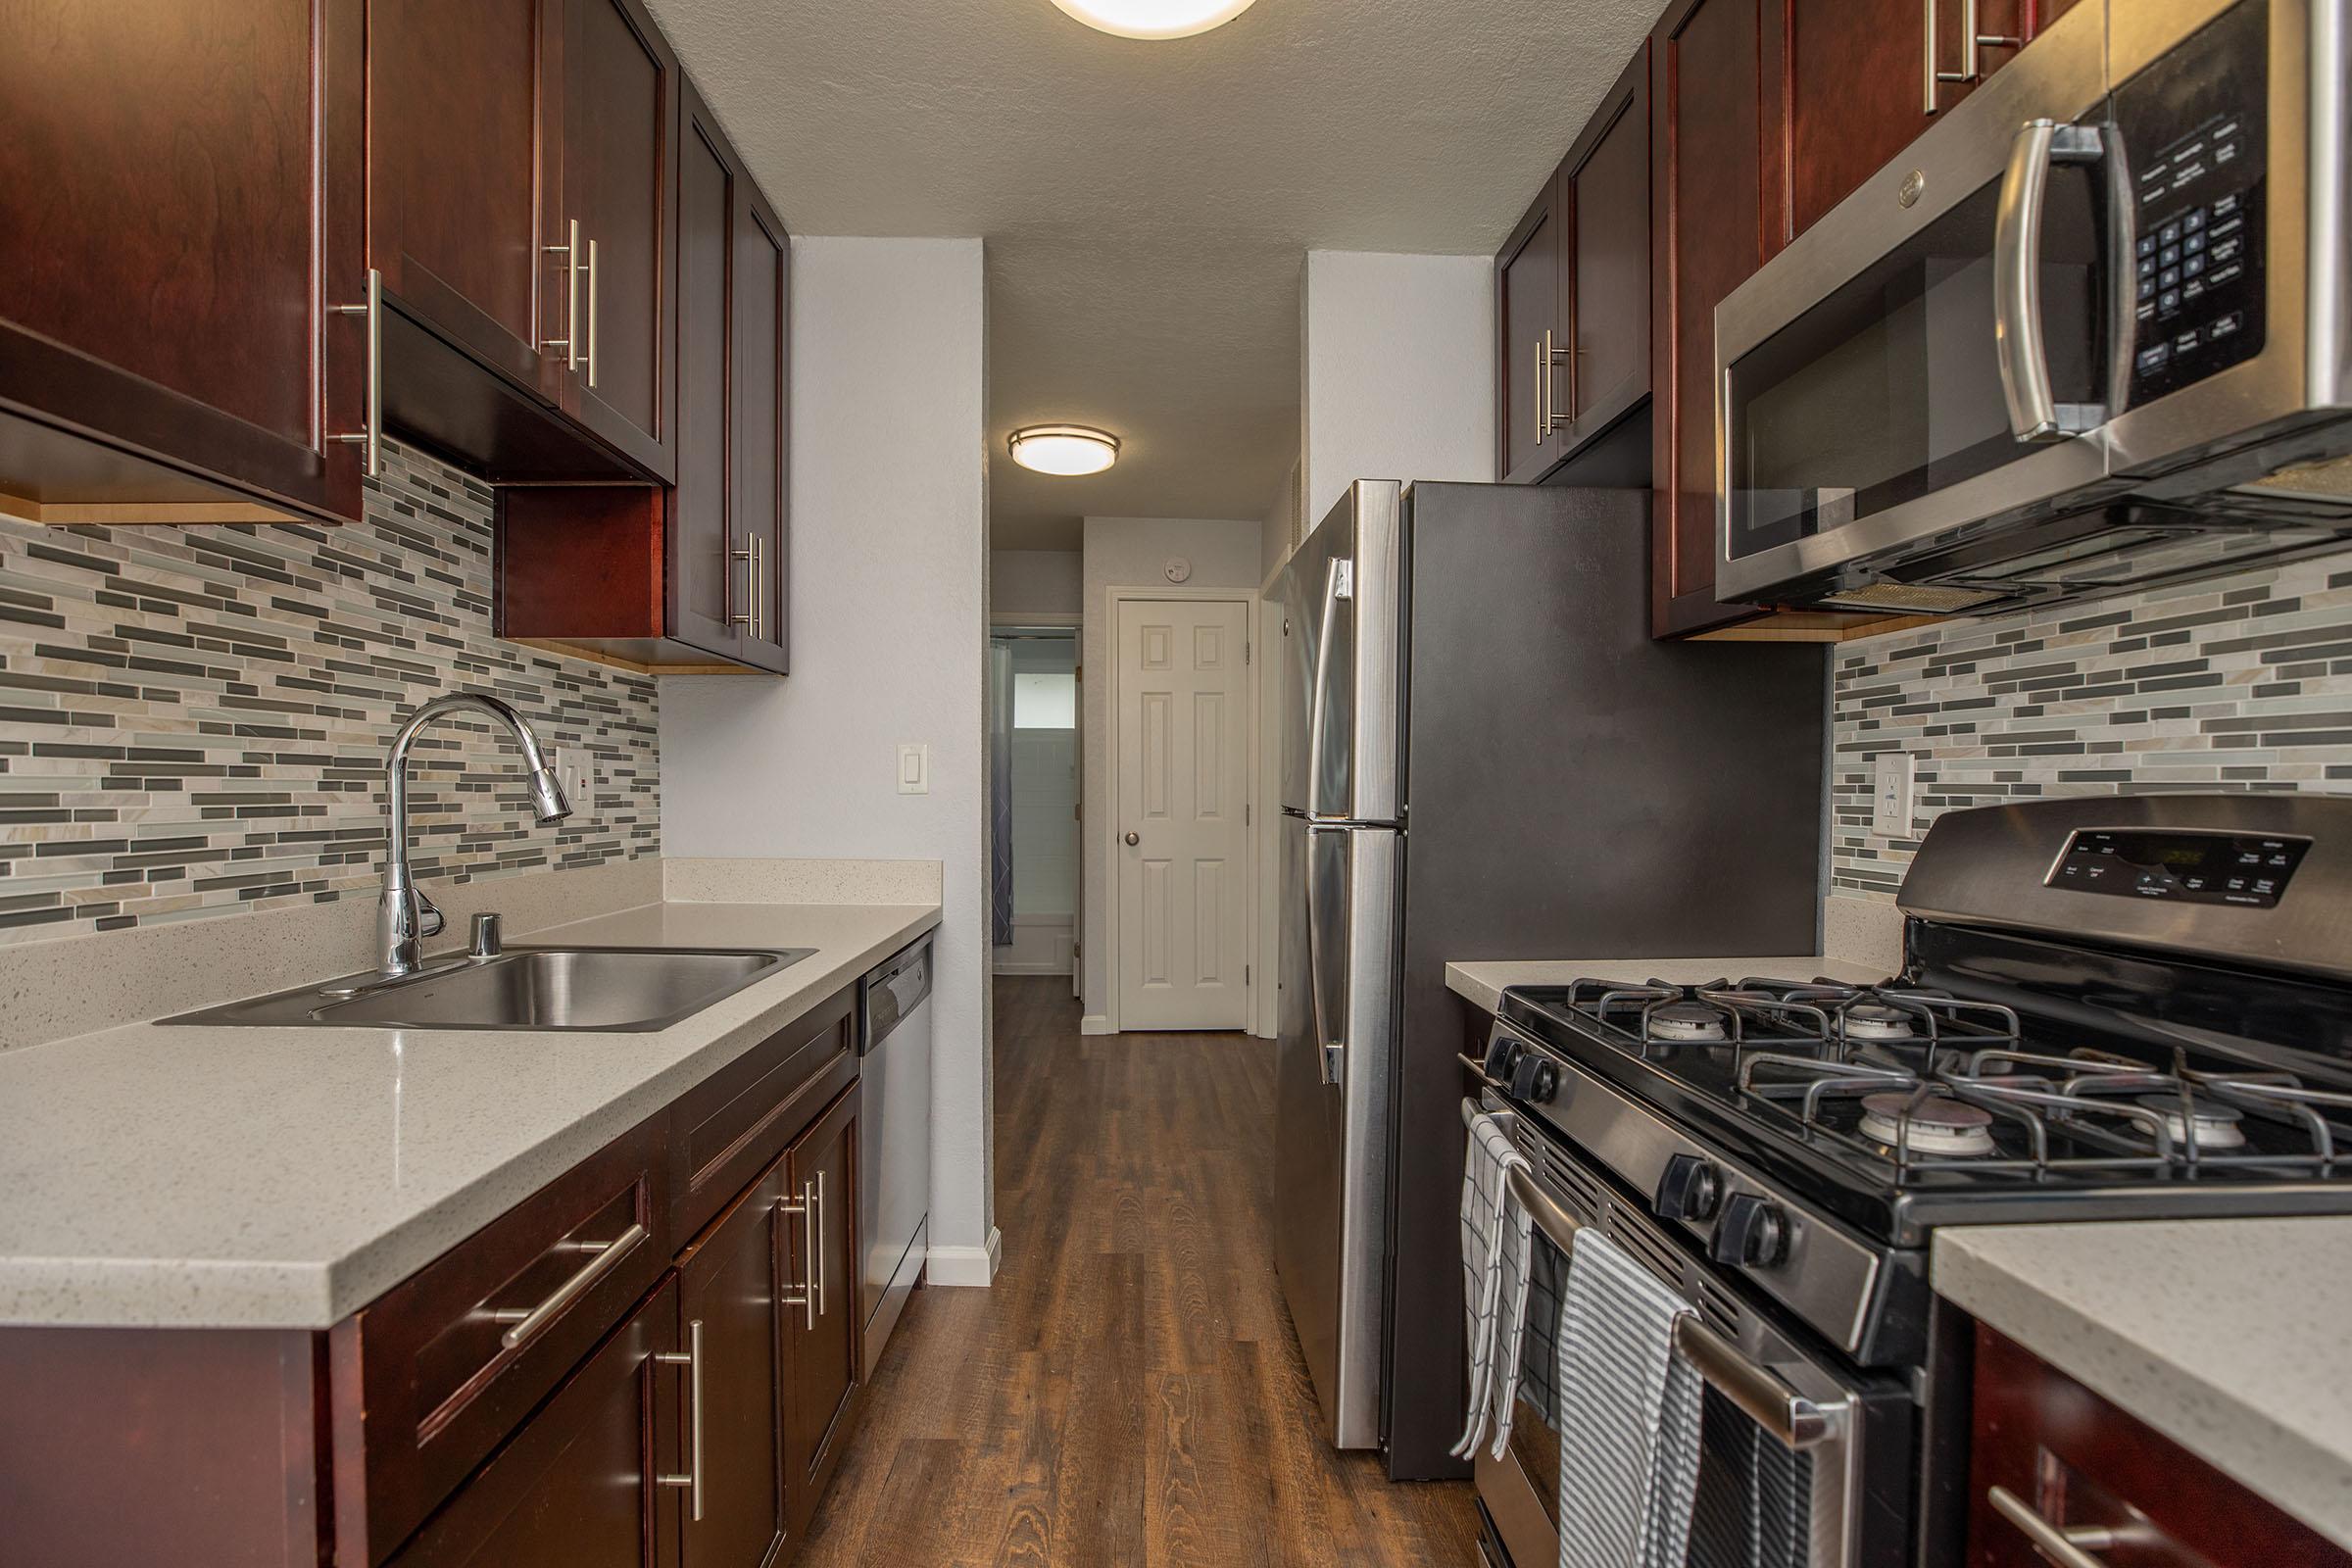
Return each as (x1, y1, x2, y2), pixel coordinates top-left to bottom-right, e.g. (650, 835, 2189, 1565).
(1008, 424, 1121, 476)
(1047, 0, 1258, 40)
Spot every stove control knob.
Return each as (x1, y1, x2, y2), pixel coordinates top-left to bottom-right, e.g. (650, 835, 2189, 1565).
(1653, 1154, 1722, 1223)
(1709, 1195, 1788, 1269)
(1507, 1052, 1560, 1104)
(1483, 1034, 1522, 1082)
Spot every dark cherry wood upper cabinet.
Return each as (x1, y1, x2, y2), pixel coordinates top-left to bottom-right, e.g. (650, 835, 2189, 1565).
(1497, 180, 1563, 484)
(1648, 0, 1774, 638)
(676, 1154, 794, 1568)
(0, 0, 367, 527)
(1969, 1324, 2351, 1568)
(1557, 48, 1651, 446)
(384, 1275, 684, 1568)
(555, 0, 680, 481)
(1764, 0, 2078, 252)
(499, 75, 786, 677)
(782, 1085, 861, 1540)
(369, 0, 563, 397)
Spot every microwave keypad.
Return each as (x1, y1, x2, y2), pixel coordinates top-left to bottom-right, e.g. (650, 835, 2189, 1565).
(2116, 0, 2268, 406)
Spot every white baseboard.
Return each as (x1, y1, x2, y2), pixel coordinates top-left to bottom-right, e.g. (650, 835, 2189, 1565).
(1079, 1013, 1114, 1035)
(926, 1227, 1003, 1288)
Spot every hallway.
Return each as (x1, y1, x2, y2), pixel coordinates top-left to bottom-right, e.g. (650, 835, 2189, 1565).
(798, 977, 1483, 1566)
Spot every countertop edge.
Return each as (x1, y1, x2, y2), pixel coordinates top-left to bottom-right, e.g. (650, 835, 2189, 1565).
(1934, 1224, 2352, 1551)
(0, 901, 942, 1332)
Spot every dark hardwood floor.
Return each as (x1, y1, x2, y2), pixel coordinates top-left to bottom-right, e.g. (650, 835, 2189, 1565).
(798, 976, 1483, 1567)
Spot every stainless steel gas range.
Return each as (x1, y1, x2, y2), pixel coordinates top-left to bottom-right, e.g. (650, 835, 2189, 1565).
(1467, 793, 2352, 1568)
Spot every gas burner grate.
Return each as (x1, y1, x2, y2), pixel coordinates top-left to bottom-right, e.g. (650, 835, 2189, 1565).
(1735, 1040, 2352, 1175)
(1560, 975, 2023, 1066)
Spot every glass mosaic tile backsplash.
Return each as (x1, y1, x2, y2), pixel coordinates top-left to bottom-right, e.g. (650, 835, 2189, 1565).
(0, 443, 659, 944)
(1834, 549, 2352, 901)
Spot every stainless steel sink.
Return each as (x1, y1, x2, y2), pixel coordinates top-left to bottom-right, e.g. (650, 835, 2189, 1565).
(169, 946, 815, 1032)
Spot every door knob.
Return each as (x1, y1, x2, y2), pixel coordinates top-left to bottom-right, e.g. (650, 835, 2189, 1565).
(1124, 831, 1140, 846)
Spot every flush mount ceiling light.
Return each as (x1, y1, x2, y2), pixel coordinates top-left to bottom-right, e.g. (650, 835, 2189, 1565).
(1008, 424, 1121, 476)
(1047, 0, 1258, 40)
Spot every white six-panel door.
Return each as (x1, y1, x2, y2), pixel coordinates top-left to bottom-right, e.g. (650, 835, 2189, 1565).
(1115, 598, 1251, 1031)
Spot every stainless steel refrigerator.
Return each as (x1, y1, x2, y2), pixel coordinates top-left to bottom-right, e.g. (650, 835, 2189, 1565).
(1272, 479, 1826, 1478)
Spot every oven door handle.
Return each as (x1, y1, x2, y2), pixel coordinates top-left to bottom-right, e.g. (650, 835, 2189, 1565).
(1461, 1101, 1847, 1452)
(1994, 118, 2108, 442)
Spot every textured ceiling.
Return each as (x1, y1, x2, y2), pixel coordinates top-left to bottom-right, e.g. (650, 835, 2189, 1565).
(643, 0, 1664, 549)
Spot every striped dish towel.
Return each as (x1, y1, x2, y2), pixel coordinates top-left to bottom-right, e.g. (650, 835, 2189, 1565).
(1451, 1109, 1532, 1460)
(1556, 1229, 1705, 1568)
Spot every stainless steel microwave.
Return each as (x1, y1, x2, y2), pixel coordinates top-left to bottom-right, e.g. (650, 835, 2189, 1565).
(1715, 0, 2352, 618)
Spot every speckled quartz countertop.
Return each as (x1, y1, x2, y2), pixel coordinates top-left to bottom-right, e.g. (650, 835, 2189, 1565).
(1936, 1219, 2352, 1548)
(0, 900, 938, 1330)
(1445, 956, 1893, 1015)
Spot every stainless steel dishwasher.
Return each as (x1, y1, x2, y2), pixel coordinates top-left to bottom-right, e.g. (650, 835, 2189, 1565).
(858, 934, 932, 1376)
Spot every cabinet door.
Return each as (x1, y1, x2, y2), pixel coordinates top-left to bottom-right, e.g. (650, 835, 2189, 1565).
(676, 1158, 792, 1568)
(0, 0, 366, 525)
(1560, 49, 1650, 439)
(561, 0, 679, 481)
(370, 0, 564, 398)
(1648, 0, 1772, 637)
(667, 90, 743, 662)
(1496, 179, 1563, 484)
(781, 1086, 860, 1536)
(731, 189, 790, 674)
(385, 1275, 683, 1568)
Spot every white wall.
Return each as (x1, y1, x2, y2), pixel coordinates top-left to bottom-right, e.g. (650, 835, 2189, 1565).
(662, 236, 1000, 1283)
(1299, 251, 1496, 524)
(990, 549, 1082, 620)
(1078, 514, 1263, 1028)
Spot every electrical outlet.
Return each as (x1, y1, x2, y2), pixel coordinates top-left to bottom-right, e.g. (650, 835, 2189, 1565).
(897, 743, 929, 795)
(1872, 752, 1915, 839)
(551, 747, 594, 816)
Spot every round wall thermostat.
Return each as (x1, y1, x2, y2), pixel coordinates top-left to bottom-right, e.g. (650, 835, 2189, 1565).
(1164, 558, 1193, 583)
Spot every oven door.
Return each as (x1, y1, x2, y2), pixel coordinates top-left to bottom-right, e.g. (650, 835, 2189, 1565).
(1470, 1098, 1915, 1568)
(1714, 0, 2118, 613)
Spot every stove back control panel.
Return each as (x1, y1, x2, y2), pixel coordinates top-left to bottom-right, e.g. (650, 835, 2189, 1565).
(2048, 827, 2310, 907)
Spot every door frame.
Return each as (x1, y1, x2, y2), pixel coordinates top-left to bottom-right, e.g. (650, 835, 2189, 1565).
(1099, 586, 1258, 1036)
(990, 612, 1081, 997)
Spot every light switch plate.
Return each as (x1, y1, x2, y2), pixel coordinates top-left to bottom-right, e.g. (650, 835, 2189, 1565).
(1872, 752, 1915, 838)
(551, 747, 594, 817)
(897, 743, 929, 795)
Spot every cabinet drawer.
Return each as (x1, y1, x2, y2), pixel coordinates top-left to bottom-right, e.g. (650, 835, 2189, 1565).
(1969, 1324, 2349, 1568)
(669, 984, 858, 1242)
(330, 1113, 670, 1566)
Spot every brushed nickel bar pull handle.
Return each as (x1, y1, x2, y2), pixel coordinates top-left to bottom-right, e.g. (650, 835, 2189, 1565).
(330, 269, 383, 478)
(1924, 0, 1939, 112)
(1985, 1487, 2119, 1568)
(654, 1319, 705, 1520)
(777, 1183, 816, 1330)
(730, 538, 754, 629)
(544, 219, 579, 367)
(1546, 330, 1577, 431)
(585, 236, 600, 390)
(1534, 337, 1545, 445)
(491, 1220, 648, 1350)
(813, 1169, 827, 1317)
(753, 535, 763, 640)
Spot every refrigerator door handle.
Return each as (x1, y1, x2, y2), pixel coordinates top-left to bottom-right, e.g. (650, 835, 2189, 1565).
(1305, 557, 1352, 823)
(1305, 821, 1351, 1086)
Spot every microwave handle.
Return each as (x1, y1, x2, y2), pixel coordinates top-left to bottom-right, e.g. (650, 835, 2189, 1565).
(1994, 119, 2108, 442)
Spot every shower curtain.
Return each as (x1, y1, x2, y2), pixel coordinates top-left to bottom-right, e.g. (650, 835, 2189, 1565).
(989, 639, 1014, 948)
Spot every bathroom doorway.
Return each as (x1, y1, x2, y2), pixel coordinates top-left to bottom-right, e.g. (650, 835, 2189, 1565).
(989, 627, 1079, 986)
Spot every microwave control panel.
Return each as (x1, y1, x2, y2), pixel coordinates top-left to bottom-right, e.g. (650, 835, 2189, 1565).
(2116, 0, 2268, 407)
(2049, 829, 2310, 908)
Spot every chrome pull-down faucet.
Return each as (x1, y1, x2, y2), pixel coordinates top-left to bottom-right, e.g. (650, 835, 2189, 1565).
(378, 693, 571, 977)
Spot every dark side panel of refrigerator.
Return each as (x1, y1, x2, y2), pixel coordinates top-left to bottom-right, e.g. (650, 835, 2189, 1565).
(1385, 482, 1824, 1479)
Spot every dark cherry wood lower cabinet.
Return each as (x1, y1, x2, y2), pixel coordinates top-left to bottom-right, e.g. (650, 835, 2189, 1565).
(676, 1152, 796, 1568)
(387, 1276, 684, 1568)
(1969, 1325, 2349, 1568)
(782, 1086, 861, 1537)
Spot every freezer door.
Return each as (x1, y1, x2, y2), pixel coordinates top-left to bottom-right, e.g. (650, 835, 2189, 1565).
(1278, 480, 1403, 823)
(1273, 815, 1398, 1449)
